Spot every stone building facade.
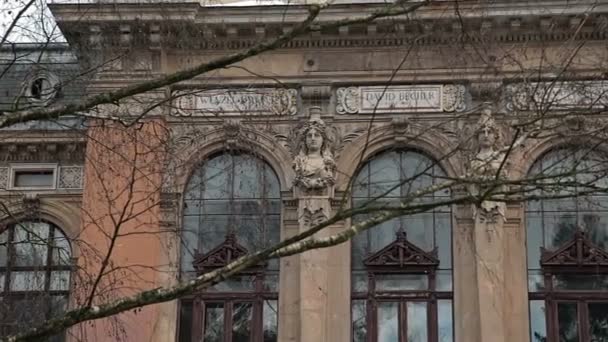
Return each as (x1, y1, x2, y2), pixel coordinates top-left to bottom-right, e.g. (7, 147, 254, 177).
(1, 1, 608, 342)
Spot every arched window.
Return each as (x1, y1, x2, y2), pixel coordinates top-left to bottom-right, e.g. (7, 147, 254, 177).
(527, 148, 608, 342)
(351, 150, 453, 342)
(179, 152, 281, 342)
(0, 220, 72, 341)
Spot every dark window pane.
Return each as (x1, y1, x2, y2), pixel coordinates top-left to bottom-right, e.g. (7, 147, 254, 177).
(352, 300, 367, 342)
(529, 300, 547, 342)
(553, 274, 608, 290)
(407, 302, 428, 342)
(367, 152, 400, 198)
(589, 303, 608, 342)
(526, 214, 543, 270)
(375, 274, 428, 291)
(51, 229, 71, 266)
(208, 275, 255, 292)
(263, 300, 278, 342)
(178, 301, 193, 342)
(377, 302, 399, 342)
(528, 271, 545, 292)
(204, 303, 225, 342)
(0, 231, 7, 267)
(436, 270, 453, 291)
(14, 170, 54, 188)
(10, 271, 46, 291)
(544, 214, 576, 250)
(12, 223, 50, 267)
(232, 302, 252, 342)
(438, 300, 453, 342)
(557, 303, 578, 342)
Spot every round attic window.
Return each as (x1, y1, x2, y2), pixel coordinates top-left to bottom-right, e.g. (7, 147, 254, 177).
(24, 71, 60, 106)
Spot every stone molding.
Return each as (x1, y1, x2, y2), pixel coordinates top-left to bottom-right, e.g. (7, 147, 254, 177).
(51, 2, 608, 51)
(0, 142, 86, 163)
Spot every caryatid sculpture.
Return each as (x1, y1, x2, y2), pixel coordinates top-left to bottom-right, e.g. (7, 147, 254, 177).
(293, 110, 336, 191)
(468, 106, 508, 221)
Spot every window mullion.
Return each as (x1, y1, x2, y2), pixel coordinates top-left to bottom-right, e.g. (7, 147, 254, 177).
(400, 301, 407, 342)
(579, 301, 589, 342)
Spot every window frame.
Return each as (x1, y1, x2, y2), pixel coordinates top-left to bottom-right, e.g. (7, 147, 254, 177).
(179, 152, 281, 342)
(0, 220, 72, 339)
(526, 147, 608, 342)
(8, 163, 58, 191)
(350, 149, 454, 342)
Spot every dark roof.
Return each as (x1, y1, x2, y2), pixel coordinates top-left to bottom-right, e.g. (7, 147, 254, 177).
(0, 43, 88, 130)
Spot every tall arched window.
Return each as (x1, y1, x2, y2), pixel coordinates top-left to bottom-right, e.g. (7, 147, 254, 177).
(0, 220, 72, 341)
(527, 148, 608, 342)
(179, 152, 281, 342)
(351, 150, 453, 342)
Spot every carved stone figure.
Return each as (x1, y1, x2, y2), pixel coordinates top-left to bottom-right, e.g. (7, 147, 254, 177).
(468, 106, 507, 222)
(293, 110, 336, 190)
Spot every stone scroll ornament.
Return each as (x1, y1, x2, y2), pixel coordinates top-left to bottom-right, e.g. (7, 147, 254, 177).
(336, 84, 466, 114)
(292, 109, 337, 190)
(467, 106, 508, 223)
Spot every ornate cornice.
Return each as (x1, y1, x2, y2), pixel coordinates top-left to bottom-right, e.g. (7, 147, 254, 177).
(0, 141, 86, 164)
(192, 233, 260, 275)
(541, 228, 608, 270)
(364, 231, 439, 270)
(50, 2, 608, 52)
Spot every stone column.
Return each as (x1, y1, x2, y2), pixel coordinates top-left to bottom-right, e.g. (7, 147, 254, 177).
(473, 207, 506, 342)
(296, 188, 332, 342)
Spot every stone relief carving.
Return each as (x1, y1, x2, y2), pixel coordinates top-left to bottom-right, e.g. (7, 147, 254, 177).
(58, 166, 84, 189)
(335, 84, 467, 114)
(505, 81, 608, 112)
(0, 167, 8, 190)
(293, 108, 336, 190)
(466, 106, 508, 222)
(442, 84, 467, 112)
(336, 87, 360, 114)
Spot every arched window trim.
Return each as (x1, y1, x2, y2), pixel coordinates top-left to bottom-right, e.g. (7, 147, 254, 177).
(526, 147, 608, 342)
(0, 220, 72, 340)
(351, 149, 453, 342)
(179, 151, 280, 342)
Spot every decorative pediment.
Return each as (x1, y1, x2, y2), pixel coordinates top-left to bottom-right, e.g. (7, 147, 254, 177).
(364, 231, 439, 269)
(192, 233, 249, 274)
(541, 229, 608, 269)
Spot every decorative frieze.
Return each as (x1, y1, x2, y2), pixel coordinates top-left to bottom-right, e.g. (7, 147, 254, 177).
(57, 166, 84, 189)
(172, 88, 298, 116)
(336, 84, 466, 114)
(0, 167, 8, 190)
(505, 81, 608, 112)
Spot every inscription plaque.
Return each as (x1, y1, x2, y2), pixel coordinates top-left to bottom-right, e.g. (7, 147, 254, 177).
(336, 84, 466, 114)
(172, 88, 298, 116)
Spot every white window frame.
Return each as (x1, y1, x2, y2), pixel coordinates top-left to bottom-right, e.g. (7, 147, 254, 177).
(8, 163, 58, 190)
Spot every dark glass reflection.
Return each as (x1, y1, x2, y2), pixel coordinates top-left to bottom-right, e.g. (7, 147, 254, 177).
(558, 303, 578, 342)
(589, 303, 608, 342)
(263, 300, 278, 342)
(352, 300, 367, 342)
(204, 303, 225, 342)
(178, 301, 193, 342)
(232, 303, 252, 342)
(407, 302, 428, 342)
(377, 302, 398, 342)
